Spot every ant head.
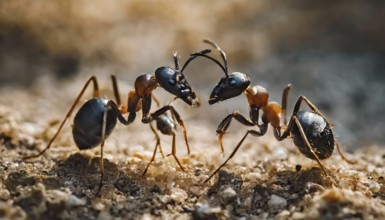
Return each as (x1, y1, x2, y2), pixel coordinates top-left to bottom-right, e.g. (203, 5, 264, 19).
(209, 72, 250, 104)
(155, 50, 213, 106)
(155, 66, 199, 106)
(194, 40, 251, 104)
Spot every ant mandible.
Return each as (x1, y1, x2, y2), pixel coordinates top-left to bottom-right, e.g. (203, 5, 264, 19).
(23, 48, 209, 195)
(194, 40, 355, 183)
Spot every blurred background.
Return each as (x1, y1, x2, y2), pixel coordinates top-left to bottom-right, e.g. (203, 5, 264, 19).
(0, 0, 384, 149)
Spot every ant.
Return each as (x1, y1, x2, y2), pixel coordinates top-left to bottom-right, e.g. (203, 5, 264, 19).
(194, 40, 355, 183)
(122, 50, 209, 175)
(23, 49, 209, 195)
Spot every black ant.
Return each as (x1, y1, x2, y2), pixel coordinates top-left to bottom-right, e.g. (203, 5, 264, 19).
(122, 50, 209, 175)
(195, 40, 355, 183)
(23, 49, 209, 194)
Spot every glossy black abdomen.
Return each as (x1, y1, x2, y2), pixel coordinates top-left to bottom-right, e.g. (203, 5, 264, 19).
(72, 98, 117, 150)
(156, 115, 175, 135)
(292, 111, 334, 160)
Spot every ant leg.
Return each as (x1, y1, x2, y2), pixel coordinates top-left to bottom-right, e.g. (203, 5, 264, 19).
(125, 91, 141, 124)
(167, 132, 185, 171)
(94, 99, 139, 195)
(274, 114, 296, 141)
(23, 76, 99, 160)
(95, 107, 108, 196)
(149, 122, 165, 158)
(119, 89, 141, 123)
(335, 142, 356, 164)
(293, 96, 331, 124)
(171, 113, 178, 131)
(292, 116, 328, 176)
(152, 95, 160, 107)
(111, 74, 140, 124)
(141, 94, 153, 123)
(167, 107, 190, 155)
(144, 105, 190, 155)
(281, 84, 292, 126)
(93, 99, 141, 195)
(142, 131, 161, 176)
(111, 75, 121, 106)
(204, 129, 265, 183)
(106, 101, 132, 126)
(216, 111, 258, 154)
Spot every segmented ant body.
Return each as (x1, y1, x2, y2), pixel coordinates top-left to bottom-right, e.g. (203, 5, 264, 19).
(23, 49, 209, 194)
(196, 40, 354, 183)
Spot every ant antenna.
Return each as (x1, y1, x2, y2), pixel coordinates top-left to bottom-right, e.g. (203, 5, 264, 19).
(180, 49, 211, 72)
(188, 51, 227, 75)
(173, 52, 180, 70)
(203, 39, 229, 77)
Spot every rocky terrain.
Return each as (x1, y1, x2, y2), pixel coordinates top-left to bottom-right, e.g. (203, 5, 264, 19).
(0, 80, 385, 219)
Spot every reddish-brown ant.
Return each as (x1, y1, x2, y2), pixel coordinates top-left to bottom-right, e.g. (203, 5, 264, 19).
(23, 49, 208, 194)
(195, 40, 355, 183)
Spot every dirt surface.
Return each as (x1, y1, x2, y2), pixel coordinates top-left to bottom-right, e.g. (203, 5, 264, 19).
(1, 79, 385, 220)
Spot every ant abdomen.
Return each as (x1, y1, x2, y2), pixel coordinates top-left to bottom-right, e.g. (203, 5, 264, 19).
(72, 98, 117, 150)
(292, 111, 334, 160)
(156, 114, 175, 135)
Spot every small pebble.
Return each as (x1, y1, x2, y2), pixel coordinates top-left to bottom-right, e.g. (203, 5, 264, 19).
(141, 213, 153, 220)
(222, 187, 237, 200)
(245, 172, 261, 181)
(190, 186, 202, 196)
(0, 189, 10, 200)
(368, 181, 381, 193)
(268, 194, 287, 210)
(160, 195, 172, 204)
(170, 188, 187, 203)
(92, 202, 105, 211)
(276, 210, 290, 219)
(194, 203, 223, 219)
(292, 211, 306, 219)
(67, 195, 86, 207)
(243, 196, 252, 208)
(274, 148, 287, 159)
(46, 190, 69, 205)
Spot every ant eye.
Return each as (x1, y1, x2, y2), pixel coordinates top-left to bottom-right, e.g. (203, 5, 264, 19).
(229, 78, 236, 86)
(168, 79, 176, 86)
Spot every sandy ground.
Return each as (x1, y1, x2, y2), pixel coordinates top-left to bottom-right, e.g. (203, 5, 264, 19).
(1, 77, 385, 220)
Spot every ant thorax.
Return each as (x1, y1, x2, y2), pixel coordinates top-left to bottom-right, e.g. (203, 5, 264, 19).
(261, 102, 282, 129)
(245, 85, 268, 108)
(134, 74, 158, 97)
